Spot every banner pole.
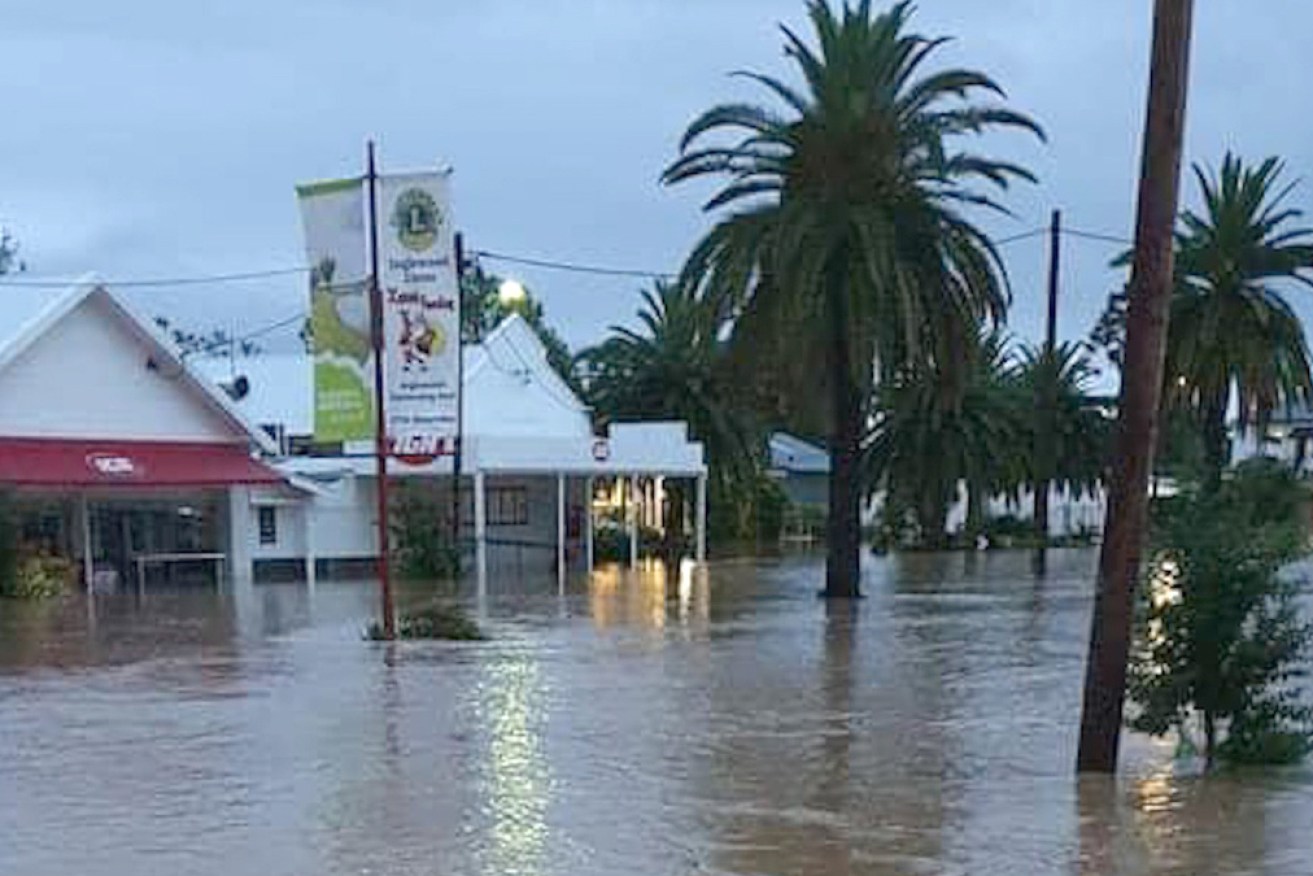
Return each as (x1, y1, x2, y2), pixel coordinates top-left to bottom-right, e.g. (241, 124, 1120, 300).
(366, 140, 396, 639)
(451, 232, 466, 558)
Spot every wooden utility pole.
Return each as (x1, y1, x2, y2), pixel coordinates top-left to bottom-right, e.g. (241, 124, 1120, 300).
(1077, 0, 1194, 773)
(366, 141, 396, 640)
(1033, 209, 1062, 574)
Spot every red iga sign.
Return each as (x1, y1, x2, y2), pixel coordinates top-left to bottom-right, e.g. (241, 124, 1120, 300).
(85, 452, 143, 479)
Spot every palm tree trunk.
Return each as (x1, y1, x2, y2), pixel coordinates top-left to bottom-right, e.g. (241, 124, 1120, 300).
(1033, 477, 1051, 551)
(1077, 0, 1195, 775)
(917, 488, 950, 550)
(825, 267, 862, 599)
(967, 479, 986, 541)
(1201, 386, 1229, 490)
(1203, 710, 1217, 771)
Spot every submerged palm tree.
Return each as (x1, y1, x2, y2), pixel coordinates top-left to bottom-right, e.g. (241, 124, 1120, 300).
(864, 330, 1022, 547)
(1013, 342, 1112, 511)
(1097, 154, 1313, 486)
(663, 0, 1042, 596)
(1170, 154, 1313, 483)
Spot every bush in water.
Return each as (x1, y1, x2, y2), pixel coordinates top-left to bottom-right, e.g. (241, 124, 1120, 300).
(1130, 459, 1313, 768)
(390, 484, 460, 581)
(366, 603, 484, 641)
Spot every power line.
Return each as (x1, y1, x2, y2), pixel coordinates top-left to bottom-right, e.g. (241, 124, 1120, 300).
(995, 227, 1048, 246)
(0, 265, 309, 289)
(1063, 227, 1135, 246)
(473, 249, 676, 280)
(0, 226, 1135, 295)
(240, 311, 307, 342)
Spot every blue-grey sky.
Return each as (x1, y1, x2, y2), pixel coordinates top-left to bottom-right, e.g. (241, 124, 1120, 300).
(4, 0, 1312, 381)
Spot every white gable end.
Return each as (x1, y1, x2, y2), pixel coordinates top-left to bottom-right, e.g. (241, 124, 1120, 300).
(0, 292, 245, 443)
(464, 315, 591, 440)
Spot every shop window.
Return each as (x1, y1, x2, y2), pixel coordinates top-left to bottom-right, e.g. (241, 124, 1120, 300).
(258, 506, 278, 546)
(488, 487, 529, 527)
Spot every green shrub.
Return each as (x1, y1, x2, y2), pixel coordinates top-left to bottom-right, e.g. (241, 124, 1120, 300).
(753, 476, 787, 543)
(1129, 459, 1313, 768)
(6, 553, 74, 600)
(390, 485, 460, 580)
(365, 603, 484, 641)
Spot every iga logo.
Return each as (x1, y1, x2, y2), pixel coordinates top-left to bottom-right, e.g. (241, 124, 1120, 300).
(391, 188, 441, 253)
(391, 434, 449, 465)
(86, 453, 141, 477)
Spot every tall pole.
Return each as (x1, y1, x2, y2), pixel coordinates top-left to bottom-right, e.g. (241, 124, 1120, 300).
(367, 140, 396, 640)
(1033, 209, 1062, 574)
(1077, 0, 1194, 774)
(451, 232, 466, 557)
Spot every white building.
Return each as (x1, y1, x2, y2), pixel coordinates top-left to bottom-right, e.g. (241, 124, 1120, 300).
(0, 279, 708, 593)
(0, 277, 293, 591)
(199, 311, 709, 590)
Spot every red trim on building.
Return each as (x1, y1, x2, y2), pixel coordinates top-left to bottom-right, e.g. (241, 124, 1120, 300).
(0, 438, 283, 488)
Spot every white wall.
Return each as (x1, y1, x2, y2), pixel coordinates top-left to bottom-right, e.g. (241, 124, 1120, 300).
(865, 483, 1108, 539)
(0, 294, 238, 442)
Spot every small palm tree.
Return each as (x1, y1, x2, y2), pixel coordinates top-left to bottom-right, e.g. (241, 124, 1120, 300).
(1013, 342, 1111, 515)
(1096, 154, 1313, 486)
(663, 0, 1042, 595)
(864, 330, 1023, 548)
(1171, 154, 1313, 483)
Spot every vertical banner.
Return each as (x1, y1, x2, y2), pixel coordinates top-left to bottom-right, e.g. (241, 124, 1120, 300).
(377, 170, 460, 461)
(296, 178, 373, 443)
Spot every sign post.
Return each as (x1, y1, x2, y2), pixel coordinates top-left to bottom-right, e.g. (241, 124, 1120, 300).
(298, 145, 461, 640)
(366, 141, 395, 640)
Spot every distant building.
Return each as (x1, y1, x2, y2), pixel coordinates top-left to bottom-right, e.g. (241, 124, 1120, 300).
(1229, 402, 1313, 475)
(766, 432, 1105, 540)
(768, 432, 829, 508)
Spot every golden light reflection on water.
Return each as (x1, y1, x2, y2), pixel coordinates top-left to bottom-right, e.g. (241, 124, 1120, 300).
(478, 650, 550, 876)
(587, 560, 711, 631)
(1135, 765, 1180, 815)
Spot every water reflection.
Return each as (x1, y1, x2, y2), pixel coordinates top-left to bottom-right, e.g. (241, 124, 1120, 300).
(0, 551, 1309, 875)
(476, 647, 550, 876)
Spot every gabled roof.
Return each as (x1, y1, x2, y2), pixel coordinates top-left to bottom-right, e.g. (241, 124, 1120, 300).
(769, 432, 829, 474)
(464, 314, 589, 416)
(0, 277, 278, 454)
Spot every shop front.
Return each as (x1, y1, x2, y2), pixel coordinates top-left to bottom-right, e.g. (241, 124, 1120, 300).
(1, 438, 283, 591)
(0, 280, 286, 593)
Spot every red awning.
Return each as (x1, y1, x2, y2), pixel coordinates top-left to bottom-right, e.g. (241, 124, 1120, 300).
(0, 438, 284, 488)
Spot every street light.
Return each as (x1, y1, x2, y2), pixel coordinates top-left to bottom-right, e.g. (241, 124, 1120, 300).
(498, 279, 527, 307)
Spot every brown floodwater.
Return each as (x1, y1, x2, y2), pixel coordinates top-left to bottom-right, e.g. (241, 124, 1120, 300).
(1, 549, 1310, 875)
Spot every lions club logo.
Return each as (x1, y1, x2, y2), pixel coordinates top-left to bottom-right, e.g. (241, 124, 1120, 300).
(391, 188, 441, 253)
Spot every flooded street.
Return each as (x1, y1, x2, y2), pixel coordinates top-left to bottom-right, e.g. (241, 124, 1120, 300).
(2, 549, 1311, 875)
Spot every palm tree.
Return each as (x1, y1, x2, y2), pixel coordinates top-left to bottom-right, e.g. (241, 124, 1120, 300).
(663, 0, 1042, 596)
(1169, 154, 1313, 484)
(864, 330, 1023, 548)
(578, 283, 761, 536)
(1013, 342, 1112, 525)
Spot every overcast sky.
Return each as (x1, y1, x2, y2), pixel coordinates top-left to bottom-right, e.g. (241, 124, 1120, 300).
(4, 0, 1312, 383)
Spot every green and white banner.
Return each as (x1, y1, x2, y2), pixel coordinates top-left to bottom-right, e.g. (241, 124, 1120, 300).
(378, 170, 460, 461)
(296, 177, 373, 443)
(296, 168, 459, 456)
